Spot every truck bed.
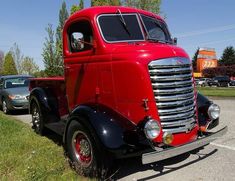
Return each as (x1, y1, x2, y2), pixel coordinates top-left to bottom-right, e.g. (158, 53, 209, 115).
(30, 77, 69, 118)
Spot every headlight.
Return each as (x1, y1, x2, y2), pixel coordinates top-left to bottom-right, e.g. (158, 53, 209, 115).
(8, 95, 25, 100)
(144, 119, 161, 140)
(208, 104, 220, 120)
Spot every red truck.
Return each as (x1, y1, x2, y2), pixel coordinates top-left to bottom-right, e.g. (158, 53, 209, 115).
(29, 6, 227, 178)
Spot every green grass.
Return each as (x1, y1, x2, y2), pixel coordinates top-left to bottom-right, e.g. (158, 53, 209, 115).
(197, 87, 235, 97)
(0, 112, 89, 181)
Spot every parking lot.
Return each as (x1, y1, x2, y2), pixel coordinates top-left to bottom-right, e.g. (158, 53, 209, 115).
(12, 97, 235, 181)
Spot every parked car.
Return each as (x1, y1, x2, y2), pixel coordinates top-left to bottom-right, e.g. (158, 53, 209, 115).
(208, 76, 230, 87)
(195, 78, 210, 87)
(0, 75, 32, 114)
(229, 80, 235, 86)
(197, 78, 211, 87)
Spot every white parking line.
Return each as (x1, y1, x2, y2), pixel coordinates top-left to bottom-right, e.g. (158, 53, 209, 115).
(211, 142, 235, 151)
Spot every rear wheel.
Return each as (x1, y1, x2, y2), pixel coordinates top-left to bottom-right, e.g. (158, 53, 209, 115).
(2, 99, 9, 114)
(31, 102, 45, 135)
(66, 120, 111, 178)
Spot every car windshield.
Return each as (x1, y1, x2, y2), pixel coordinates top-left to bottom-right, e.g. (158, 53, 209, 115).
(140, 14, 172, 43)
(4, 77, 30, 89)
(98, 14, 144, 42)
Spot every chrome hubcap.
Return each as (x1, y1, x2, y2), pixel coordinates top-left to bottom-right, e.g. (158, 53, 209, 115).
(32, 106, 40, 129)
(2, 101, 7, 113)
(80, 139, 91, 157)
(72, 131, 92, 167)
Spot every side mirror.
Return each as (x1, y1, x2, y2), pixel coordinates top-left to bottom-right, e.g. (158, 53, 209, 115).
(71, 32, 84, 51)
(173, 37, 177, 45)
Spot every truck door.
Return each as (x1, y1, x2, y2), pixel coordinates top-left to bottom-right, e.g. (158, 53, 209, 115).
(64, 19, 95, 111)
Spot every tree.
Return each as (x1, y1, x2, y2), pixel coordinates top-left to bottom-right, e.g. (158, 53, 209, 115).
(203, 65, 235, 78)
(0, 50, 4, 74)
(10, 43, 24, 74)
(2, 52, 18, 75)
(33, 70, 47, 78)
(42, 24, 62, 76)
(122, 0, 161, 14)
(21, 56, 39, 75)
(55, 1, 69, 74)
(71, 0, 84, 15)
(91, 0, 121, 6)
(192, 48, 199, 71)
(42, 1, 69, 76)
(219, 46, 235, 66)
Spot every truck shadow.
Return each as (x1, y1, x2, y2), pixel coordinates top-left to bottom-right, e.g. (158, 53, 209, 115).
(112, 148, 217, 180)
(42, 129, 63, 146)
(9, 109, 29, 115)
(38, 130, 218, 181)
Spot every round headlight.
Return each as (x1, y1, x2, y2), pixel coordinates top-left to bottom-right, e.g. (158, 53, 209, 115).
(208, 104, 220, 120)
(144, 119, 161, 140)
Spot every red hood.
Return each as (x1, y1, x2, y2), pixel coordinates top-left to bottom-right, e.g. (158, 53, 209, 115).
(111, 42, 190, 64)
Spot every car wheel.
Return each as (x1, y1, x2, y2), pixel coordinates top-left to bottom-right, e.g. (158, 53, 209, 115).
(66, 120, 112, 179)
(2, 99, 9, 114)
(31, 101, 45, 135)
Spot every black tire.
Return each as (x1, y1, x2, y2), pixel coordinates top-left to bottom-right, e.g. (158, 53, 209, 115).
(31, 101, 45, 135)
(65, 120, 112, 179)
(2, 98, 9, 114)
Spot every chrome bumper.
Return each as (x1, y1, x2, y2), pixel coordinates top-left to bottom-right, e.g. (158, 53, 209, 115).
(142, 126, 228, 164)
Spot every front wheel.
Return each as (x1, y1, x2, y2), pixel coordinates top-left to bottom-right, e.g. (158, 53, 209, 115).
(31, 102, 45, 135)
(2, 99, 9, 114)
(65, 120, 111, 178)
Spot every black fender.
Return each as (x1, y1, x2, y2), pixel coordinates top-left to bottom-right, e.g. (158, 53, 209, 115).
(29, 87, 51, 115)
(63, 105, 150, 158)
(197, 92, 219, 129)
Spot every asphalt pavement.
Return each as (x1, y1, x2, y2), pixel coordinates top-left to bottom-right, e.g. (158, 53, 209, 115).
(10, 98, 235, 181)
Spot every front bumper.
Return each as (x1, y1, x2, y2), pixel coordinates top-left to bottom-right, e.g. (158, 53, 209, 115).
(7, 99, 29, 110)
(142, 126, 227, 164)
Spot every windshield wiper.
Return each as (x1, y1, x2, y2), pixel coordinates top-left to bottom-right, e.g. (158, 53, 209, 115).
(116, 9, 131, 36)
(146, 37, 172, 44)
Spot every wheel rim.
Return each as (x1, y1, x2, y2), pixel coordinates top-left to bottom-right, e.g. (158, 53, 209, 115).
(72, 130, 93, 167)
(32, 105, 40, 130)
(2, 101, 7, 113)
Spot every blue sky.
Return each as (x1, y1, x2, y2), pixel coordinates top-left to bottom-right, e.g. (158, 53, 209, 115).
(0, 0, 235, 69)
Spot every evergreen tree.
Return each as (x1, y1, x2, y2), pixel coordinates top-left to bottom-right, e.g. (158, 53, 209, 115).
(2, 52, 18, 75)
(192, 48, 199, 71)
(92, 0, 121, 6)
(55, 1, 69, 75)
(0, 50, 4, 74)
(122, 0, 161, 14)
(219, 46, 235, 66)
(70, 0, 84, 15)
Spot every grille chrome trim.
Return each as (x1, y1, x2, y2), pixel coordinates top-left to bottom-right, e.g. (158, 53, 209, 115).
(150, 73, 192, 82)
(154, 86, 194, 95)
(149, 67, 192, 75)
(148, 57, 196, 134)
(155, 92, 194, 102)
(152, 79, 193, 88)
(161, 118, 196, 127)
(156, 98, 195, 108)
(160, 109, 195, 121)
(158, 103, 195, 115)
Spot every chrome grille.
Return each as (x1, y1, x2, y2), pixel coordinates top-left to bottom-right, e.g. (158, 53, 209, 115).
(148, 57, 196, 134)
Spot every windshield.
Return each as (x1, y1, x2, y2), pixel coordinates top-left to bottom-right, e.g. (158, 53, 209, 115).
(98, 14, 144, 42)
(140, 14, 172, 43)
(4, 77, 30, 89)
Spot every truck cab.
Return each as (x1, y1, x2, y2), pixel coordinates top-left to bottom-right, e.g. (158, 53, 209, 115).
(29, 6, 227, 178)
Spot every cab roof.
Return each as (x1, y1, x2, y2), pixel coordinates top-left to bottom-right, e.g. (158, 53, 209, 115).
(67, 6, 164, 23)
